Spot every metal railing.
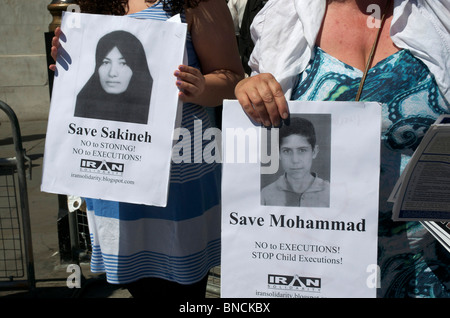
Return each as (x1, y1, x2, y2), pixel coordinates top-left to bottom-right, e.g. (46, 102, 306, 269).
(0, 101, 35, 291)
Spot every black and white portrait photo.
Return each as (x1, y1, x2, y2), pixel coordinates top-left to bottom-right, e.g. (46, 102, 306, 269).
(261, 114, 331, 207)
(74, 30, 153, 124)
(43, 12, 188, 206)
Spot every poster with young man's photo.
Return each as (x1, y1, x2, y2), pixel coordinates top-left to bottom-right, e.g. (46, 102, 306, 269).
(41, 12, 187, 207)
(221, 100, 382, 298)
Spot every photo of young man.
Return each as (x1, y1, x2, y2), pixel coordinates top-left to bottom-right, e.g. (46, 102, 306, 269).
(261, 115, 330, 207)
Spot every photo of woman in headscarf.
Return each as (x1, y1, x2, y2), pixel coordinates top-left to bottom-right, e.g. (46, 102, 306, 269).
(74, 30, 152, 124)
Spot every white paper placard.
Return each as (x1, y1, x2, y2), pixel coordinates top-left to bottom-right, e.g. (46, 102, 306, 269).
(41, 12, 187, 207)
(221, 100, 381, 298)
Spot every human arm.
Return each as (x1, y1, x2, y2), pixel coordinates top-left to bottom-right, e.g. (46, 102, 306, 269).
(177, 0, 245, 107)
(48, 27, 62, 71)
(234, 73, 289, 127)
(232, 0, 289, 127)
(48, 26, 72, 76)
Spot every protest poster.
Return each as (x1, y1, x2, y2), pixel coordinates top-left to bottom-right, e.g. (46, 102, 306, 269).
(41, 12, 187, 207)
(221, 100, 381, 298)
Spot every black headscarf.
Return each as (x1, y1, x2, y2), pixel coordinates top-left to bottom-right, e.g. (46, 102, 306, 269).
(74, 30, 152, 124)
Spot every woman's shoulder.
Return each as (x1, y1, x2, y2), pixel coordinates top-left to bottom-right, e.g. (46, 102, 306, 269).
(185, 0, 231, 25)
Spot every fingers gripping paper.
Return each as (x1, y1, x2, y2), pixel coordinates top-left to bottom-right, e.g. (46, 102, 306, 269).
(41, 12, 187, 207)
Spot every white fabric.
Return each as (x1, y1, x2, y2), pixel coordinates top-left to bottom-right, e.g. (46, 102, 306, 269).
(227, 0, 248, 35)
(249, 0, 450, 101)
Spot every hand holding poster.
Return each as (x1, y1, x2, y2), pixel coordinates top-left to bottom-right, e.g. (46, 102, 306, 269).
(41, 12, 187, 207)
(221, 100, 381, 298)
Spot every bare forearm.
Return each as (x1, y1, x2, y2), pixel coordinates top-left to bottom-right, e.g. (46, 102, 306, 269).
(182, 0, 245, 107)
(199, 70, 243, 107)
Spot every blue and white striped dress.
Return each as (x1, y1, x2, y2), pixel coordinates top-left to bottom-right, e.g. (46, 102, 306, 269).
(85, 3, 221, 285)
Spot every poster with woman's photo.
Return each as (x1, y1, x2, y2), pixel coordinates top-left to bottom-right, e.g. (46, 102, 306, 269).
(221, 100, 382, 298)
(41, 12, 187, 207)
